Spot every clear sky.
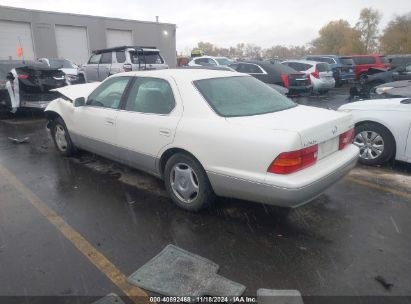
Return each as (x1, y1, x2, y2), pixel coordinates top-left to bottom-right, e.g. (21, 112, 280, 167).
(0, 0, 409, 53)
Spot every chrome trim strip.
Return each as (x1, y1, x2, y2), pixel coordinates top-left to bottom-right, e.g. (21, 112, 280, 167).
(70, 131, 161, 177)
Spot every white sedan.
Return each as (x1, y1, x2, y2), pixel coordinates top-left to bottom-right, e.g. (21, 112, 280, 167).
(45, 70, 358, 212)
(339, 98, 411, 165)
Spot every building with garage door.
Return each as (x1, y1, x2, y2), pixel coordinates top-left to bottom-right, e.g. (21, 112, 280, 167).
(0, 5, 176, 67)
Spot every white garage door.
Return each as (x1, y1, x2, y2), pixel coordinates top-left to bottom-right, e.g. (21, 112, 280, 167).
(55, 25, 89, 65)
(0, 20, 35, 60)
(106, 29, 133, 48)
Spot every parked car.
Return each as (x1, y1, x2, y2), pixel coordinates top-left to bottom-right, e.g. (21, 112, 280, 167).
(342, 55, 390, 80)
(388, 55, 411, 69)
(38, 58, 80, 84)
(188, 56, 232, 67)
(228, 61, 312, 95)
(0, 60, 66, 113)
(281, 60, 335, 93)
(78, 46, 168, 83)
(350, 63, 411, 99)
(303, 55, 356, 86)
(45, 69, 358, 212)
(339, 98, 411, 165)
(371, 80, 411, 99)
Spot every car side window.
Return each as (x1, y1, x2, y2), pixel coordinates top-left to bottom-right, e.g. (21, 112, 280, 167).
(242, 64, 263, 74)
(87, 77, 130, 109)
(405, 64, 411, 72)
(208, 58, 217, 66)
(116, 51, 126, 63)
(88, 54, 102, 64)
(125, 77, 175, 114)
(100, 52, 112, 64)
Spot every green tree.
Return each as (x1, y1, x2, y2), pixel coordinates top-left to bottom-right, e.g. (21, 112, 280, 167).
(355, 7, 382, 53)
(311, 20, 364, 55)
(380, 12, 411, 54)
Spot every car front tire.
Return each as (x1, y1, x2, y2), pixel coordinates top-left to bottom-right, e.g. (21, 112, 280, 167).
(51, 117, 76, 156)
(164, 153, 216, 211)
(354, 123, 395, 165)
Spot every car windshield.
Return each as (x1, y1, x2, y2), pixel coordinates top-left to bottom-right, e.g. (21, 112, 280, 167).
(194, 76, 296, 117)
(216, 58, 232, 65)
(340, 58, 355, 65)
(131, 52, 164, 64)
(48, 59, 76, 69)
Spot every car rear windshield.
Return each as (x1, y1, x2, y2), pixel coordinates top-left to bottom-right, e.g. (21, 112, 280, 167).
(194, 76, 296, 117)
(316, 63, 331, 72)
(340, 58, 355, 65)
(131, 51, 164, 64)
(380, 56, 389, 64)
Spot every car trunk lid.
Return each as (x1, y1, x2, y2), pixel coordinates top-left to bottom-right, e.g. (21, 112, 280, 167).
(226, 105, 353, 156)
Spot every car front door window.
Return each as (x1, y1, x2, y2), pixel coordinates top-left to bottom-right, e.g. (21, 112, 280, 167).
(87, 77, 130, 109)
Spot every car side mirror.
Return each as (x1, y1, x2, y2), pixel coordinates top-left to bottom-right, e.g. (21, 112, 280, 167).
(74, 97, 85, 107)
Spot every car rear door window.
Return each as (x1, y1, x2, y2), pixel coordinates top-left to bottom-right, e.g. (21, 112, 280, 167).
(88, 54, 102, 64)
(100, 52, 112, 64)
(125, 77, 175, 114)
(87, 77, 130, 109)
(116, 51, 126, 63)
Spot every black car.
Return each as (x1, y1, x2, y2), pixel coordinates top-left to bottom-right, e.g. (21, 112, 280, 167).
(0, 60, 66, 113)
(371, 80, 411, 99)
(351, 62, 411, 99)
(228, 61, 312, 95)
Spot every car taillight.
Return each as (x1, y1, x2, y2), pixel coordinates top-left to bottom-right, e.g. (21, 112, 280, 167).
(339, 128, 355, 150)
(18, 74, 29, 79)
(311, 70, 320, 78)
(281, 74, 289, 88)
(123, 63, 132, 72)
(268, 145, 318, 174)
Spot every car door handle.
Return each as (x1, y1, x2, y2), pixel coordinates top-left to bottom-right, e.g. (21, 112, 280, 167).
(159, 128, 171, 137)
(105, 118, 115, 125)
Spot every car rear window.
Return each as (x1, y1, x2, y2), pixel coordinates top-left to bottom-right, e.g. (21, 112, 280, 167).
(131, 51, 164, 64)
(340, 58, 355, 65)
(380, 56, 389, 64)
(316, 63, 331, 72)
(194, 76, 296, 117)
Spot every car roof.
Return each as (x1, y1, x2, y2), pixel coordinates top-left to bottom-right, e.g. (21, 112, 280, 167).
(306, 55, 338, 58)
(111, 68, 245, 81)
(282, 59, 319, 65)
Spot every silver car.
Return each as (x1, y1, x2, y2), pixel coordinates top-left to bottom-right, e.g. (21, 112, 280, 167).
(78, 46, 168, 83)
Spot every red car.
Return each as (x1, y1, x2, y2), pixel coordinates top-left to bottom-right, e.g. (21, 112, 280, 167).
(342, 54, 391, 79)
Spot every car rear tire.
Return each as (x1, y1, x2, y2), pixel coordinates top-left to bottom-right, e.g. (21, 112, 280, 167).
(164, 153, 216, 211)
(51, 117, 76, 157)
(354, 123, 395, 165)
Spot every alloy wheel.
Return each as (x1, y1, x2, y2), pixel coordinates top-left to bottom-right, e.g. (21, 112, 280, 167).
(354, 131, 384, 160)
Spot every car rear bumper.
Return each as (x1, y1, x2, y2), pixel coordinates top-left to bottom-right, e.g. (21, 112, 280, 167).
(207, 145, 359, 208)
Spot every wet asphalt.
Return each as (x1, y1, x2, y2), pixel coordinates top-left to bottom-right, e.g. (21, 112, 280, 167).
(0, 86, 410, 303)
